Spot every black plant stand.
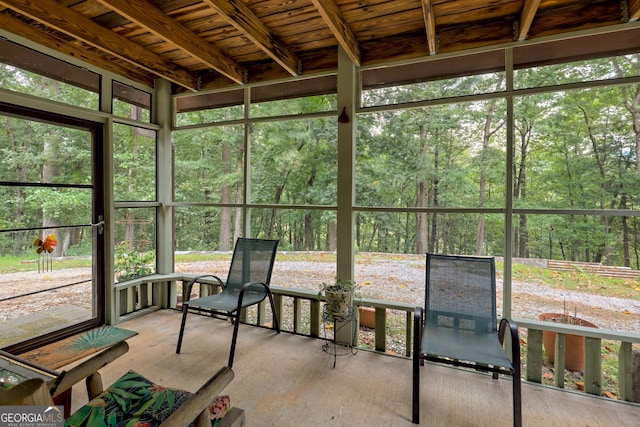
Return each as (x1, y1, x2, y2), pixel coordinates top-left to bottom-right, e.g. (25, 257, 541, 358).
(322, 306, 357, 368)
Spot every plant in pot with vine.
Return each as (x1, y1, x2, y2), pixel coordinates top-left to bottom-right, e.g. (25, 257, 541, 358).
(114, 243, 154, 282)
(318, 278, 360, 320)
(539, 300, 597, 371)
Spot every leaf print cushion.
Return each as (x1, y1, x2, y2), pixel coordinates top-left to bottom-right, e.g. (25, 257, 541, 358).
(65, 371, 230, 427)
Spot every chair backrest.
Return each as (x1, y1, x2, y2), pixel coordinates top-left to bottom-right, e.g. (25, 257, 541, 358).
(225, 238, 279, 292)
(425, 253, 497, 333)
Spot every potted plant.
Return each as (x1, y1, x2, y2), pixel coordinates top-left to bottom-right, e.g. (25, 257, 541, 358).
(318, 279, 359, 319)
(539, 305, 597, 371)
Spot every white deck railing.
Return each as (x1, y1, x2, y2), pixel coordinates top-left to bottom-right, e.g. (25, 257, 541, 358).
(114, 274, 640, 403)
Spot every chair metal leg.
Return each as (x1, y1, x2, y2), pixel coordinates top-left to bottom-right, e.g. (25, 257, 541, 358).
(228, 313, 240, 368)
(412, 309, 421, 424)
(176, 304, 189, 354)
(513, 366, 522, 427)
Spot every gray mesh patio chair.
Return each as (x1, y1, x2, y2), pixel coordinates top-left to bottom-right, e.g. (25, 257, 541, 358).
(176, 238, 280, 367)
(412, 253, 522, 426)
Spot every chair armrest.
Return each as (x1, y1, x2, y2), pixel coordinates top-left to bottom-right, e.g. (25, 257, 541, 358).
(185, 275, 226, 301)
(498, 317, 521, 365)
(413, 307, 424, 356)
(235, 281, 269, 309)
(161, 366, 235, 427)
(49, 341, 129, 399)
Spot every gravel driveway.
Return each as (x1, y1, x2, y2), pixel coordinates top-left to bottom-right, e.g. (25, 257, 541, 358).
(179, 257, 639, 335)
(2, 257, 639, 334)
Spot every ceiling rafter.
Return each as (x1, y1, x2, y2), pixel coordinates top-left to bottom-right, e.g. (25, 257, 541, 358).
(630, 0, 640, 20)
(310, 0, 360, 66)
(97, 0, 245, 84)
(0, 13, 151, 85)
(518, 0, 541, 40)
(421, 0, 437, 54)
(0, 0, 199, 90)
(1, 0, 638, 93)
(202, 0, 300, 77)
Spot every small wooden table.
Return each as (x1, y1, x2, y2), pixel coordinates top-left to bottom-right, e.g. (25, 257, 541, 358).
(0, 350, 71, 416)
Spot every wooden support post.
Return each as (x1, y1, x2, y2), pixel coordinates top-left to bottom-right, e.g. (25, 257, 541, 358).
(293, 298, 302, 333)
(526, 329, 543, 383)
(257, 300, 266, 326)
(139, 282, 150, 308)
(273, 294, 284, 329)
(633, 349, 640, 403)
(374, 307, 386, 352)
(554, 333, 565, 388)
(86, 372, 104, 400)
(618, 342, 633, 400)
(584, 337, 602, 395)
(310, 299, 321, 337)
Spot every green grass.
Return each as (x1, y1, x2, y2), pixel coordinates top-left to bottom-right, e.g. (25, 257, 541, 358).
(0, 256, 92, 273)
(518, 331, 621, 395)
(504, 262, 640, 301)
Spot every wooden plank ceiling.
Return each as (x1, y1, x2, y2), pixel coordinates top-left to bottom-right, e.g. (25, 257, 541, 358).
(0, 0, 639, 93)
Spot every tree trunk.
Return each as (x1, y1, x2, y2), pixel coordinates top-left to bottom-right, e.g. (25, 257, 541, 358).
(4, 117, 27, 255)
(416, 125, 427, 254)
(513, 120, 531, 258)
(42, 134, 62, 256)
(429, 147, 439, 253)
(219, 138, 233, 250)
(328, 221, 337, 251)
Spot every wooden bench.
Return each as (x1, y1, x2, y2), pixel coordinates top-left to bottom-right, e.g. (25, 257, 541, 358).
(2, 342, 245, 427)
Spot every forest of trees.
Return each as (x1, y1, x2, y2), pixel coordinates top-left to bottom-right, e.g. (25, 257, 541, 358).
(173, 55, 640, 268)
(1, 53, 639, 270)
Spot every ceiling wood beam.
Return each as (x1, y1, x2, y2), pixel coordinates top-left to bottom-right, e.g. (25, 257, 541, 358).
(0, 14, 152, 87)
(630, 0, 640, 21)
(202, 0, 300, 76)
(0, 0, 199, 90)
(97, 0, 244, 84)
(518, 0, 541, 40)
(421, 0, 437, 54)
(310, 0, 360, 66)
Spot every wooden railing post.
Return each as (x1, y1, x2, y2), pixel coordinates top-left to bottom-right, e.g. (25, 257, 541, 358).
(257, 300, 266, 326)
(374, 307, 386, 352)
(618, 342, 633, 400)
(584, 337, 602, 395)
(293, 298, 302, 334)
(310, 299, 321, 337)
(554, 333, 565, 388)
(526, 329, 543, 383)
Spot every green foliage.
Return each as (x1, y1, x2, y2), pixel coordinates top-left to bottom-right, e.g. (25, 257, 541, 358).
(114, 243, 154, 281)
(317, 279, 362, 304)
(318, 278, 359, 295)
(3, 53, 640, 269)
